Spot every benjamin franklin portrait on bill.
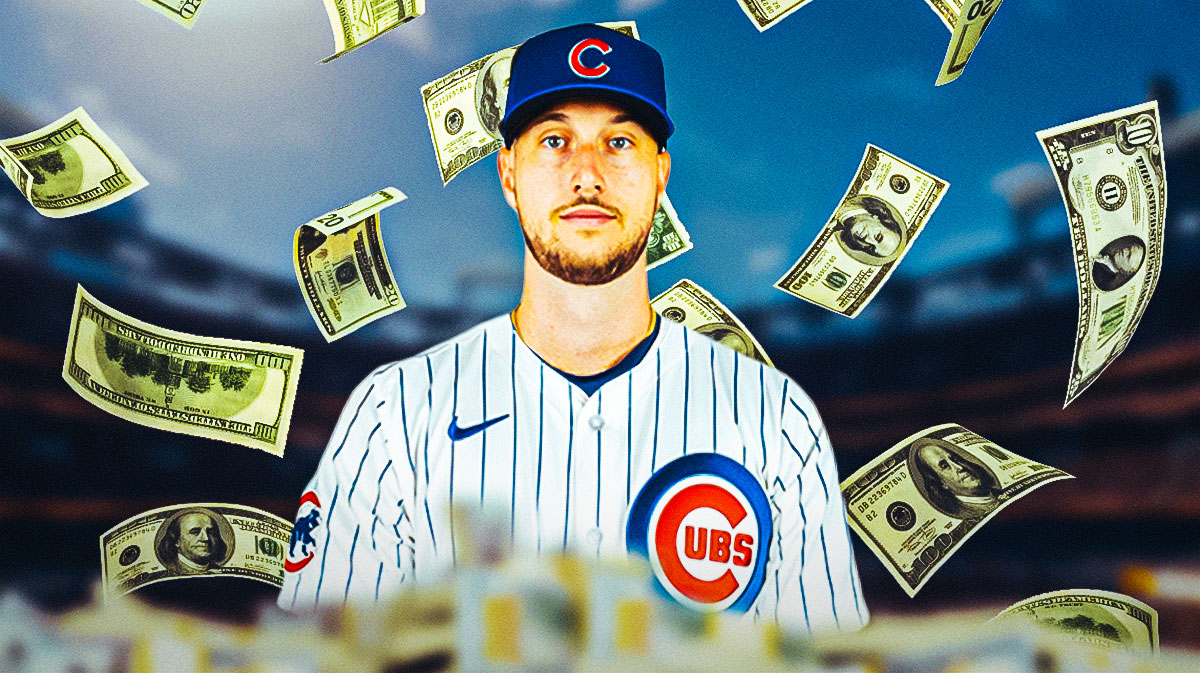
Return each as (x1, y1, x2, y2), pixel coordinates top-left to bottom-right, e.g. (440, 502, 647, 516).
(832, 195, 908, 266)
(154, 507, 234, 574)
(907, 438, 1001, 519)
(475, 51, 513, 140)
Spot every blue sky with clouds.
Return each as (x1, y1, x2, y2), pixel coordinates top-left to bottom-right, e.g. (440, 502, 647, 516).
(2, 0, 1197, 313)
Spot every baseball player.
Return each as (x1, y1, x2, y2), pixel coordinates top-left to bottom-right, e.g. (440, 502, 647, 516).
(280, 23, 868, 635)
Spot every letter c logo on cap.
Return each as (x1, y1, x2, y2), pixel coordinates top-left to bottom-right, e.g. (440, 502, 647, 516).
(568, 38, 612, 79)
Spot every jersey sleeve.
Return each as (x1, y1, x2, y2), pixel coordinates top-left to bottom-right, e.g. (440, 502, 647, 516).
(757, 379, 869, 635)
(277, 364, 416, 612)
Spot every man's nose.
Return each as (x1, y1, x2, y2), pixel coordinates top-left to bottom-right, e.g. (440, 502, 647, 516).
(198, 529, 209, 541)
(571, 145, 605, 196)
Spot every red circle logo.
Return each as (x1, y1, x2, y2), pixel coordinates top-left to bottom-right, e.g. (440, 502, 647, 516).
(568, 38, 612, 79)
(647, 475, 760, 610)
(285, 491, 322, 573)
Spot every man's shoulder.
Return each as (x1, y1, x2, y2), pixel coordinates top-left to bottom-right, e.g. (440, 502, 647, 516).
(360, 313, 514, 386)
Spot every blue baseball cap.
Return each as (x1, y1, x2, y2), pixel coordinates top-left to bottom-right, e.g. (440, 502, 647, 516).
(501, 24, 674, 149)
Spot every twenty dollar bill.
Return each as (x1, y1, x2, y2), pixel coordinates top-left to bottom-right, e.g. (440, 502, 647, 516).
(992, 589, 1158, 655)
(294, 188, 407, 341)
(134, 0, 208, 29)
(775, 145, 947, 317)
(0, 108, 147, 218)
(1038, 101, 1166, 407)
(421, 21, 638, 185)
(653, 278, 773, 366)
(63, 286, 303, 456)
(925, 0, 1004, 86)
(841, 424, 1071, 596)
(101, 503, 292, 597)
(735, 0, 817, 32)
(321, 0, 424, 63)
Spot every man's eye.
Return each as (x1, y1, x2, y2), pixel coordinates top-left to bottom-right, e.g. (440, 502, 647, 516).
(541, 135, 565, 149)
(609, 137, 631, 150)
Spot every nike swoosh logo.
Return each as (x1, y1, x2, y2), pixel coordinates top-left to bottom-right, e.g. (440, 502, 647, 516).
(448, 414, 510, 441)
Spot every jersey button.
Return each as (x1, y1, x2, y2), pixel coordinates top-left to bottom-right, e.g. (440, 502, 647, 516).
(588, 415, 604, 430)
(586, 528, 603, 545)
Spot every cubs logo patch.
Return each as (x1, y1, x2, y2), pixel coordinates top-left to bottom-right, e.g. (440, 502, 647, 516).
(568, 38, 612, 79)
(285, 491, 322, 573)
(626, 454, 771, 612)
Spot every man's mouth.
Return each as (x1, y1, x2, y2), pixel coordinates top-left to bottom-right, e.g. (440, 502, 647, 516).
(558, 205, 618, 228)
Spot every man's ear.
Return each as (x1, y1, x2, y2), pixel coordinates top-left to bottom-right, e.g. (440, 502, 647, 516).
(656, 148, 671, 202)
(498, 146, 517, 211)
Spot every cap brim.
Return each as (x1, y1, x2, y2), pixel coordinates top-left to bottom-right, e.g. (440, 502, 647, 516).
(502, 84, 673, 149)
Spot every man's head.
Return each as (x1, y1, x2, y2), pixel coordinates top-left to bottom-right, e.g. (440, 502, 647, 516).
(835, 196, 905, 262)
(497, 24, 673, 286)
(163, 510, 226, 566)
(915, 442, 988, 498)
(1092, 234, 1146, 291)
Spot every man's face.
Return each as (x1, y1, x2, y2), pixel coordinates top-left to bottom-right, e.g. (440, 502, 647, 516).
(176, 513, 218, 564)
(498, 99, 670, 285)
(846, 212, 900, 258)
(1110, 242, 1145, 276)
(917, 444, 984, 497)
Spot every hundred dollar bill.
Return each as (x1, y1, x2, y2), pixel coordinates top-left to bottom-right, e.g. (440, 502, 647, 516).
(421, 22, 639, 185)
(320, 0, 424, 63)
(992, 589, 1159, 655)
(1039, 102, 1166, 407)
(646, 194, 692, 270)
(63, 285, 303, 456)
(841, 424, 1071, 597)
(0, 108, 147, 219)
(735, 0, 817, 32)
(774, 145, 947, 317)
(925, 0, 1004, 86)
(101, 503, 291, 597)
(652, 278, 773, 366)
(294, 188, 407, 341)
(134, 0, 208, 29)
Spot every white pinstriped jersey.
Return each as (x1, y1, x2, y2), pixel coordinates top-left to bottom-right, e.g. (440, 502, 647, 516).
(279, 312, 868, 634)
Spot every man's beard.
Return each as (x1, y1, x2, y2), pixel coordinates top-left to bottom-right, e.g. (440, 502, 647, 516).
(520, 196, 654, 286)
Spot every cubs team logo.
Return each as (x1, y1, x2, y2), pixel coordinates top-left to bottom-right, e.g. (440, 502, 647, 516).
(285, 490, 322, 572)
(626, 454, 771, 612)
(568, 38, 612, 79)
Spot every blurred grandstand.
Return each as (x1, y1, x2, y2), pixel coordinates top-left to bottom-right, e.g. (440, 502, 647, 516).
(1, 82, 1198, 647)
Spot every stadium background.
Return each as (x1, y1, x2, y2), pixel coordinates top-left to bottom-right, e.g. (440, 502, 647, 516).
(1, 0, 1198, 651)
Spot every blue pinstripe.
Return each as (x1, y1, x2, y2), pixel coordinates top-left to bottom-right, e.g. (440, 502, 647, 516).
(449, 344, 459, 567)
(347, 424, 380, 501)
(625, 372, 632, 506)
(369, 459, 393, 550)
(423, 356, 437, 553)
(710, 342, 717, 453)
(375, 562, 383, 602)
(343, 525, 360, 603)
(595, 391, 602, 527)
(797, 482, 812, 633)
(758, 364, 767, 466)
(313, 485, 339, 607)
(814, 460, 841, 628)
(332, 385, 374, 460)
(681, 328, 689, 455)
(651, 350, 661, 471)
(510, 332, 518, 545)
(563, 390, 574, 552)
(480, 332, 488, 505)
(399, 370, 414, 474)
(536, 366, 544, 554)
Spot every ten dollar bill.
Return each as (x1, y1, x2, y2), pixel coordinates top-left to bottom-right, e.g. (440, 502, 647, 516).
(0, 108, 147, 218)
(841, 423, 1071, 597)
(320, 0, 424, 63)
(652, 278, 773, 366)
(101, 503, 291, 597)
(775, 145, 947, 317)
(1038, 101, 1166, 407)
(63, 285, 303, 456)
(294, 188, 407, 341)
